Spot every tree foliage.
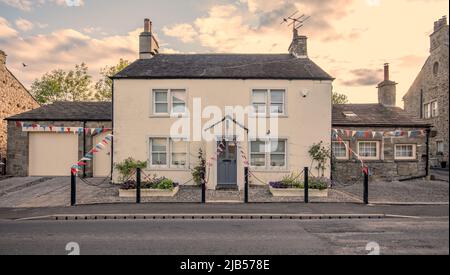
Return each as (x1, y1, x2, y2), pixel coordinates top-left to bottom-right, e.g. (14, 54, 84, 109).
(31, 63, 93, 104)
(332, 92, 349, 105)
(94, 59, 130, 101)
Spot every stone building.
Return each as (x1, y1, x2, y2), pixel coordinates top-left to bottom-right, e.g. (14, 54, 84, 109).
(0, 50, 39, 158)
(403, 16, 449, 168)
(332, 64, 431, 182)
(5, 102, 112, 177)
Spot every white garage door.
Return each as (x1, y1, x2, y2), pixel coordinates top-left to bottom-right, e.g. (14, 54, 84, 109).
(29, 133, 79, 176)
(93, 132, 112, 177)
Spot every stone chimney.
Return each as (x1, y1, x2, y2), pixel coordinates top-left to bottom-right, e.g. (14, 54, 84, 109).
(288, 29, 308, 58)
(139, 18, 159, 59)
(377, 63, 397, 107)
(430, 16, 449, 53)
(0, 50, 6, 67)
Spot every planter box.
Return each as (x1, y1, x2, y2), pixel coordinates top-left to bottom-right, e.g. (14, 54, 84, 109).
(269, 187, 328, 198)
(119, 186, 179, 198)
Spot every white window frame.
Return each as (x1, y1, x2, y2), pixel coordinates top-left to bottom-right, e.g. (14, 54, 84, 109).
(249, 139, 287, 169)
(251, 89, 287, 116)
(357, 141, 380, 160)
(332, 141, 349, 160)
(149, 138, 169, 168)
(394, 144, 417, 160)
(152, 89, 187, 116)
(431, 101, 439, 118)
(149, 137, 189, 169)
(170, 139, 188, 168)
(437, 141, 444, 154)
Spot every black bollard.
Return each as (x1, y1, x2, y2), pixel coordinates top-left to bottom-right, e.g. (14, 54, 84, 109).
(70, 171, 76, 206)
(304, 167, 309, 203)
(136, 168, 141, 204)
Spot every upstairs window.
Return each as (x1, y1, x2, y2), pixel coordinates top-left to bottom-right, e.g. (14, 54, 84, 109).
(251, 89, 286, 116)
(152, 89, 187, 115)
(252, 90, 267, 115)
(424, 101, 438, 119)
(431, 101, 439, 117)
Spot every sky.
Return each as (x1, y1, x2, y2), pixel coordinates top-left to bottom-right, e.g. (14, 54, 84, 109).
(0, 0, 448, 107)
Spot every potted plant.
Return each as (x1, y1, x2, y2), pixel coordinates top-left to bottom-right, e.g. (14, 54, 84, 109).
(269, 173, 329, 197)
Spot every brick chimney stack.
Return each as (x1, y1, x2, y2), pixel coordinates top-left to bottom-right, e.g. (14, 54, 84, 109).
(289, 29, 308, 58)
(377, 63, 397, 107)
(139, 18, 159, 59)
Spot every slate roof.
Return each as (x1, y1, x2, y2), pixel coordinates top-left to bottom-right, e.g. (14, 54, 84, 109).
(332, 104, 430, 128)
(5, 102, 112, 121)
(112, 54, 334, 80)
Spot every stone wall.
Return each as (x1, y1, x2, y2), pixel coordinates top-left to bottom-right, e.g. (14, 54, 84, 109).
(403, 21, 449, 167)
(0, 51, 40, 158)
(332, 127, 428, 182)
(7, 120, 112, 176)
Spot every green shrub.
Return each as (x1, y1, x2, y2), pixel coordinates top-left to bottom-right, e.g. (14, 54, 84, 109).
(115, 158, 147, 183)
(155, 178, 174, 190)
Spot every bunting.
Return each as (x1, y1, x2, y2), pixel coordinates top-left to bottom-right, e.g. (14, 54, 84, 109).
(71, 134, 113, 175)
(332, 128, 427, 139)
(332, 129, 368, 175)
(16, 122, 112, 136)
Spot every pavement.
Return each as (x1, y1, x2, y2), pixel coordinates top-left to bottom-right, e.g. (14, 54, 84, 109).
(0, 203, 448, 221)
(0, 217, 447, 255)
(0, 176, 448, 208)
(431, 169, 449, 182)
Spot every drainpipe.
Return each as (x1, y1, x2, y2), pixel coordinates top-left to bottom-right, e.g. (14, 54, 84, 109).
(83, 121, 87, 178)
(111, 79, 114, 181)
(425, 128, 431, 178)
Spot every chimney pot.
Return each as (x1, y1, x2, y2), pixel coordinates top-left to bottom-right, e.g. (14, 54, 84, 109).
(384, 63, 389, 81)
(144, 18, 152, 33)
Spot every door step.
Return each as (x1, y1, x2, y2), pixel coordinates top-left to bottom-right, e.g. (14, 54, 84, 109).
(216, 184, 239, 191)
(207, 189, 242, 202)
(206, 200, 243, 204)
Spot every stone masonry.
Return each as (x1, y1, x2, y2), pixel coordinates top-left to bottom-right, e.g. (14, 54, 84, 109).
(332, 127, 428, 182)
(7, 120, 112, 177)
(0, 50, 39, 158)
(403, 17, 449, 167)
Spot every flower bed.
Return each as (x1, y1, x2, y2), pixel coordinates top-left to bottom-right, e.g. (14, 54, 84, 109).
(269, 176, 329, 198)
(119, 177, 180, 198)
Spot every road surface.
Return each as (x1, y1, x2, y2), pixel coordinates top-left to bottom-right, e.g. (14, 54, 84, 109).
(0, 217, 448, 255)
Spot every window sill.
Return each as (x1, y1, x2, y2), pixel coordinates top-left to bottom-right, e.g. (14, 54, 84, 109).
(249, 114, 289, 119)
(394, 159, 419, 163)
(146, 167, 190, 172)
(249, 168, 290, 173)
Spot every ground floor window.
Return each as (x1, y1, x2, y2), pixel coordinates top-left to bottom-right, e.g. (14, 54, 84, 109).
(149, 138, 188, 168)
(250, 139, 287, 168)
(395, 144, 416, 160)
(332, 141, 349, 160)
(437, 141, 444, 154)
(358, 141, 380, 160)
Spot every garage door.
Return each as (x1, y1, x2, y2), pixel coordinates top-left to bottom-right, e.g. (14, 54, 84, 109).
(29, 133, 79, 176)
(93, 132, 112, 177)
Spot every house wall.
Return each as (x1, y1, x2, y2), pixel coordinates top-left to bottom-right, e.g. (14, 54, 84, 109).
(7, 120, 112, 176)
(332, 127, 428, 182)
(0, 54, 39, 158)
(113, 79, 333, 189)
(403, 23, 449, 167)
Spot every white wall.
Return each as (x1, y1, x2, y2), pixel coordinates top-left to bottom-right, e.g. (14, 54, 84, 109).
(113, 79, 332, 188)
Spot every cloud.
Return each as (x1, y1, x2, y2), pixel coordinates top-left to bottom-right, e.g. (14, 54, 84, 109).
(163, 24, 198, 43)
(0, 0, 32, 11)
(340, 68, 383, 86)
(163, 0, 358, 53)
(0, 17, 140, 87)
(0, 17, 18, 38)
(0, 0, 84, 11)
(15, 18, 34, 31)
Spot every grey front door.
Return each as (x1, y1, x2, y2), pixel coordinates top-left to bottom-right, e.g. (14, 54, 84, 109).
(217, 141, 237, 185)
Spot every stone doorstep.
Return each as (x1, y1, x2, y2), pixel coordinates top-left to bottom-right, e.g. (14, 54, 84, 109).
(16, 213, 387, 221)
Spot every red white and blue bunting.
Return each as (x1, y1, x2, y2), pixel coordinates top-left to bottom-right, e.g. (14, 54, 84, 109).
(332, 128, 427, 139)
(71, 134, 113, 175)
(15, 122, 112, 136)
